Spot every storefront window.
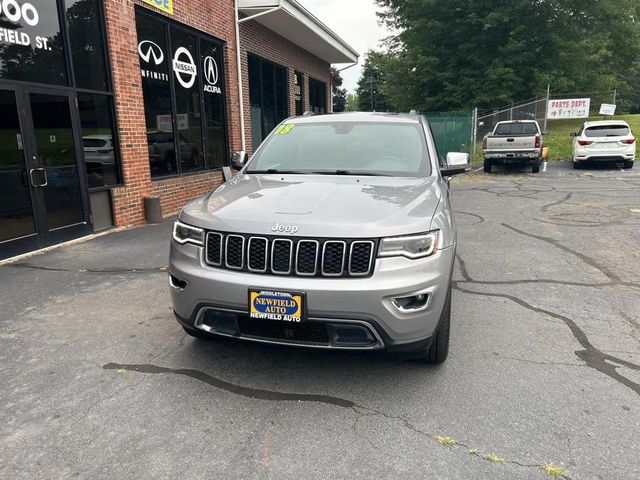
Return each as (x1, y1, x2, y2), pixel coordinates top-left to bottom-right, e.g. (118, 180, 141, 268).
(77, 93, 119, 188)
(136, 9, 228, 178)
(201, 40, 226, 169)
(65, 0, 109, 91)
(171, 28, 204, 174)
(248, 54, 289, 150)
(136, 13, 176, 177)
(309, 77, 327, 114)
(0, 0, 67, 85)
(294, 71, 304, 116)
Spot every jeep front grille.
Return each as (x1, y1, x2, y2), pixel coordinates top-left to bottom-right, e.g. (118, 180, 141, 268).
(205, 232, 376, 278)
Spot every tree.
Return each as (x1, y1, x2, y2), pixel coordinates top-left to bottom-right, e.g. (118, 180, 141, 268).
(331, 67, 348, 112)
(356, 50, 393, 112)
(345, 93, 359, 111)
(375, 0, 640, 112)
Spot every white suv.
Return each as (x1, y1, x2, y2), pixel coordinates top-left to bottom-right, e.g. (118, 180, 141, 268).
(571, 120, 635, 169)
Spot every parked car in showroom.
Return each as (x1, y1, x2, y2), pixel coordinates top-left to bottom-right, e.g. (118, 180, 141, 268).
(482, 120, 544, 173)
(169, 112, 469, 364)
(571, 120, 635, 169)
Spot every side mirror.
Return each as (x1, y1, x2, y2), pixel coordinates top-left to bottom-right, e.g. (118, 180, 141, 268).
(230, 151, 248, 170)
(569, 132, 578, 137)
(441, 152, 470, 176)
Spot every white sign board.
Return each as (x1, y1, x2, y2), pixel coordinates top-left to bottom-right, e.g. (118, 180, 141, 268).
(547, 98, 591, 119)
(156, 114, 189, 132)
(599, 103, 617, 116)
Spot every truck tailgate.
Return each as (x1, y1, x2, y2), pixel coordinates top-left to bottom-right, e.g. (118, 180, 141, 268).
(485, 135, 537, 150)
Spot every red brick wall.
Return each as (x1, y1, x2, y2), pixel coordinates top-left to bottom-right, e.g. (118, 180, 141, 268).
(239, 18, 331, 153)
(103, 0, 241, 225)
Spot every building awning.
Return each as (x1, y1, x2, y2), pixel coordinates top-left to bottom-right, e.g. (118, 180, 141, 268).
(238, 0, 359, 65)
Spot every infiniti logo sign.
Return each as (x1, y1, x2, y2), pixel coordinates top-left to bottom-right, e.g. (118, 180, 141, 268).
(138, 40, 164, 65)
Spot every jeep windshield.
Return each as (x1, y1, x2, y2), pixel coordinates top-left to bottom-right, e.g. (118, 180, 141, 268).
(246, 122, 432, 177)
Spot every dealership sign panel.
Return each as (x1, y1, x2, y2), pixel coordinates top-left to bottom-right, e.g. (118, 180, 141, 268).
(142, 0, 173, 14)
(547, 98, 591, 119)
(599, 103, 617, 116)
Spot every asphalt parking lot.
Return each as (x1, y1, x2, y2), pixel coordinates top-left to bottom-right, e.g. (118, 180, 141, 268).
(1, 160, 639, 479)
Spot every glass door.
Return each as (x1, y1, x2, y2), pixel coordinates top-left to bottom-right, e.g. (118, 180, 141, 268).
(0, 87, 92, 260)
(0, 89, 38, 255)
(25, 91, 91, 242)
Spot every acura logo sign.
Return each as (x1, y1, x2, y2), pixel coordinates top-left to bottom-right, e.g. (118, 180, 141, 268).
(172, 46, 197, 89)
(203, 56, 218, 85)
(138, 40, 164, 65)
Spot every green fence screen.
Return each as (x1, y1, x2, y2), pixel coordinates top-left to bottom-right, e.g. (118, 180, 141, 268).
(423, 112, 473, 158)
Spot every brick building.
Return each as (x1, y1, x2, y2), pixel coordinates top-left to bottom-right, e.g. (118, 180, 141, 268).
(0, 0, 358, 260)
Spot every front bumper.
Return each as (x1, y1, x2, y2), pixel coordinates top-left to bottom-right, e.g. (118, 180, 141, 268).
(169, 241, 455, 351)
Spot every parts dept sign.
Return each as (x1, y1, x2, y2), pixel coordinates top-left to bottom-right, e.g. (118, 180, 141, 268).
(142, 0, 173, 15)
(0, 1, 52, 51)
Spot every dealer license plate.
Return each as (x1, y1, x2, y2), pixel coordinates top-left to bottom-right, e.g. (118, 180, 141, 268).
(249, 289, 305, 323)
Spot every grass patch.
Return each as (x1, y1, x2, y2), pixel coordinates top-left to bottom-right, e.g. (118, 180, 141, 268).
(434, 435, 457, 447)
(541, 463, 568, 478)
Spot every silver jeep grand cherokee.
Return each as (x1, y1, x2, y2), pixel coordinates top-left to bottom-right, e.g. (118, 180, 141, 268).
(169, 112, 468, 363)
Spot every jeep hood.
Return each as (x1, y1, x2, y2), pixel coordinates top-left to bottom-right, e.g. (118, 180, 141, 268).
(179, 174, 443, 238)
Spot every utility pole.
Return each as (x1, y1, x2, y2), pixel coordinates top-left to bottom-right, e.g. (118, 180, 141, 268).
(370, 79, 375, 111)
(543, 84, 550, 133)
(613, 88, 617, 105)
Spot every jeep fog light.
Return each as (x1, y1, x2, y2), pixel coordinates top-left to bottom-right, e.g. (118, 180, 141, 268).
(173, 221, 204, 246)
(378, 231, 440, 259)
(390, 292, 430, 313)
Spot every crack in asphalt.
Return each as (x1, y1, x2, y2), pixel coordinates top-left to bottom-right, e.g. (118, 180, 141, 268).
(5, 263, 168, 275)
(541, 192, 573, 213)
(453, 210, 486, 225)
(103, 363, 356, 408)
(454, 252, 640, 396)
(501, 223, 621, 282)
(103, 361, 567, 476)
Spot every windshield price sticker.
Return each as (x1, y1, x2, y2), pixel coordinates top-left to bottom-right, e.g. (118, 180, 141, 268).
(249, 290, 304, 322)
(274, 124, 296, 135)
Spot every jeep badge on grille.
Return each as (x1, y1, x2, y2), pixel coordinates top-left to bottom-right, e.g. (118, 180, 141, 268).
(271, 222, 299, 234)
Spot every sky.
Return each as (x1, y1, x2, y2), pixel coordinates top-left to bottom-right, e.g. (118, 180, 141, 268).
(296, 0, 391, 92)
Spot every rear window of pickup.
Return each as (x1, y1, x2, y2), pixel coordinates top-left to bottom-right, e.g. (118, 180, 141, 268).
(494, 123, 539, 135)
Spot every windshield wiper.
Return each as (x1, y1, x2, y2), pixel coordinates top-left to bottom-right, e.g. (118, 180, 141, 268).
(246, 169, 309, 174)
(312, 170, 391, 177)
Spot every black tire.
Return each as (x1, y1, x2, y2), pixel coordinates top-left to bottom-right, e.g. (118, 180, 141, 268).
(412, 286, 451, 365)
(532, 158, 541, 173)
(483, 159, 492, 173)
(572, 161, 581, 169)
(624, 160, 634, 169)
(182, 325, 214, 340)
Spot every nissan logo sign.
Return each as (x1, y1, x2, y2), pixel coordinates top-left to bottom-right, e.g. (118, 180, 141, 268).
(138, 40, 164, 65)
(172, 47, 197, 89)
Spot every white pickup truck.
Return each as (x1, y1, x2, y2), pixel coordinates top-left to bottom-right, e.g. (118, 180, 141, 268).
(482, 120, 544, 173)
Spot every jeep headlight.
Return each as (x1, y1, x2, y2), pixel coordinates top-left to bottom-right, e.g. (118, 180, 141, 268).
(172, 221, 204, 246)
(378, 231, 440, 259)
